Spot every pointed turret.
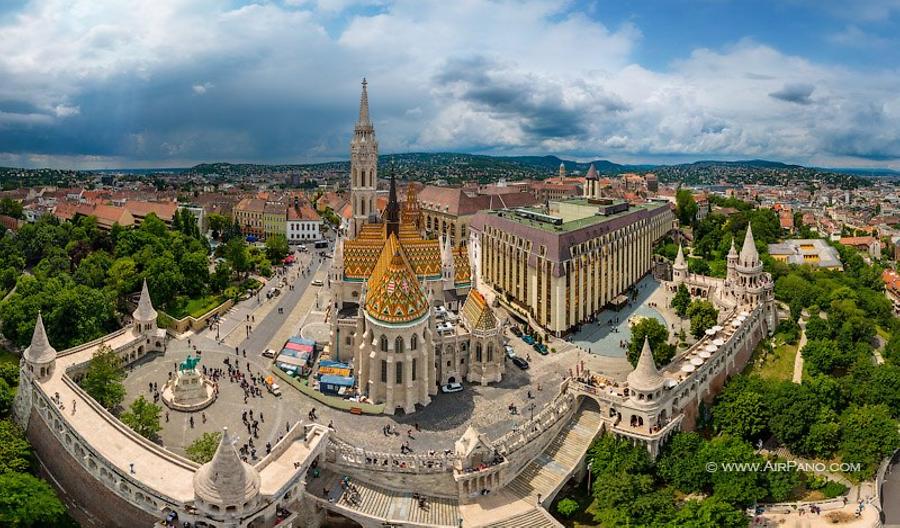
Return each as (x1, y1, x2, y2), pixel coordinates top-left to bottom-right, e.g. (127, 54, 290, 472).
(357, 77, 371, 127)
(24, 312, 56, 367)
(673, 244, 687, 269)
(728, 237, 738, 259)
(585, 163, 598, 180)
(193, 427, 260, 511)
(441, 235, 456, 291)
(626, 337, 665, 393)
(558, 162, 566, 179)
(133, 279, 158, 322)
(739, 224, 759, 266)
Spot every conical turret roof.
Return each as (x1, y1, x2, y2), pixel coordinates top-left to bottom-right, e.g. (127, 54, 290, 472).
(24, 312, 56, 365)
(739, 224, 759, 265)
(132, 279, 157, 322)
(627, 337, 665, 392)
(673, 244, 687, 269)
(193, 427, 260, 507)
(728, 237, 738, 258)
(365, 234, 429, 324)
(586, 163, 599, 180)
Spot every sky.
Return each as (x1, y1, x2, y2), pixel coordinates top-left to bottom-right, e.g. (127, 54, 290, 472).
(0, 0, 899, 169)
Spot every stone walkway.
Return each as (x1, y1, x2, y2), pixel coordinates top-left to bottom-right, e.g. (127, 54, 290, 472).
(793, 319, 806, 384)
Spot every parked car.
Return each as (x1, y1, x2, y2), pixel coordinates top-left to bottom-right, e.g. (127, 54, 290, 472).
(533, 343, 548, 355)
(440, 382, 463, 393)
(510, 327, 523, 337)
(264, 377, 282, 397)
(311, 279, 323, 286)
(262, 348, 276, 359)
(511, 356, 530, 370)
(504, 345, 516, 359)
(522, 335, 535, 345)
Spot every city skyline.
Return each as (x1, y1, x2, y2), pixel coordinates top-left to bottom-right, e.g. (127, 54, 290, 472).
(1, 0, 899, 170)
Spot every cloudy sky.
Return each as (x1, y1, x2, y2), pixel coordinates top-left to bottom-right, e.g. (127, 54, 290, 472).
(1, 0, 899, 169)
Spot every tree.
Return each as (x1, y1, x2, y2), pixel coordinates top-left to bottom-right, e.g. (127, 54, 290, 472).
(224, 238, 251, 278)
(0, 472, 68, 527)
(801, 339, 855, 376)
(186, 431, 222, 464)
(145, 251, 183, 308)
(0, 198, 24, 219)
(0, 420, 32, 474)
(265, 233, 289, 262)
(764, 458, 801, 502)
(120, 396, 162, 439)
(764, 382, 821, 455)
(627, 318, 675, 368)
(555, 498, 579, 518)
(207, 213, 229, 240)
(671, 283, 691, 317)
(839, 404, 900, 479)
(180, 251, 210, 297)
(80, 345, 125, 409)
(656, 432, 708, 493)
(712, 386, 768, 442)
(676, 188, 699, 226)
(670, 497, 749, 528)
(687, 299, 718, 339)
(698, 435, 767, 507)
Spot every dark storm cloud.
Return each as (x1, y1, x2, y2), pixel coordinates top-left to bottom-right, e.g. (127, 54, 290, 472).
(769, 83, 815, 105)
(434, 56, 628, 142)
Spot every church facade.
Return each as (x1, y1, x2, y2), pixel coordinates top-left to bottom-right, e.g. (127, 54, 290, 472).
(328, 80, 506, 415)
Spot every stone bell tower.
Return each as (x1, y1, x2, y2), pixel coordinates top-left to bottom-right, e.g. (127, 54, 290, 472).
(350, 78, 378, 238)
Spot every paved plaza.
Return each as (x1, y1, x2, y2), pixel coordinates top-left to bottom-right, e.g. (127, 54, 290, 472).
(569, 275, 681, 357)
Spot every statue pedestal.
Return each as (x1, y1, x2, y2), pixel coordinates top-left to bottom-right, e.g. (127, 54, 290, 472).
(162, 368, 217, 412)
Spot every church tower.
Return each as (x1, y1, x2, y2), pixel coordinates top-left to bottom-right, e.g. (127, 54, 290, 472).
(350, 78, 378, 238)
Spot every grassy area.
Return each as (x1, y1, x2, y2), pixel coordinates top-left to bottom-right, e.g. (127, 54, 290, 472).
(167, 294, 226, 319)
(744, 339, 798, 381)
(550, 481, 600, 527)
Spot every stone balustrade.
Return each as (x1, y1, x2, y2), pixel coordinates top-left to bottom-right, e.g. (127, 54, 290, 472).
(327, 435, 457, 474)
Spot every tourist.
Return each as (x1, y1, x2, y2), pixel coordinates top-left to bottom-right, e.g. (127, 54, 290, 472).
(189, 416, 194, 428)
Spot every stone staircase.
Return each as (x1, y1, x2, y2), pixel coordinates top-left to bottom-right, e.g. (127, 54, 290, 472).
(505, 401, 604, 501)
(316, 469, 460, 527)
(483, 507, 563, 527)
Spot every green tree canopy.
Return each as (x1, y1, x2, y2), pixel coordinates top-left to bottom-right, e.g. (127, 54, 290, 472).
(687, 299, 719, 339)
(671, 283, 691, 318)
(80, 345, 126, 410)
(265, 233, 289, 262)
(120, 396, 162, 440)
(0, 420, 32, 474)
(627, 318, 675, 368)
(186, 431, 222, 464)
(0, 471, 68, 527)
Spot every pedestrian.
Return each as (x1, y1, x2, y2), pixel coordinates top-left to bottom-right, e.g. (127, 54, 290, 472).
(165, 411, 169, 422)
(72, 399, 76, 414)
(129, 463, 135, 474)
(189, 416, 194, 428)
(202, 412, 207, 424)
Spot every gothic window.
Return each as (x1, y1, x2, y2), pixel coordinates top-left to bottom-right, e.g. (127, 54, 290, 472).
(487, 343, 494, 362)
(395, 336, 404, 354)
(396, 361, 403, 383)
(475, 343, 482, 363)
(380, 335, 388, 352)
(410, 334, 418, 350)
(412, 358, 417, 381)
(381, 360, 387, 383)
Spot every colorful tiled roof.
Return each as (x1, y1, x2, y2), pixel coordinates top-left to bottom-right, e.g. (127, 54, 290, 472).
(461, 290, 498, 332)
(364, 234, 429, 324)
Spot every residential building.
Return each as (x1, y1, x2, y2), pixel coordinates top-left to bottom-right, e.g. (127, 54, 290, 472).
(233, 198, 266, 239)
(839, 236, 882, 259)
(122, 200, 178, 227)
(286, 196, 322, 243)
(263, 201, 286, 240)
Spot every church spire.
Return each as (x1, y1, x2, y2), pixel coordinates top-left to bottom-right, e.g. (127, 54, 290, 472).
(385, 163, 400, 237)
(357, 78, 371, 127)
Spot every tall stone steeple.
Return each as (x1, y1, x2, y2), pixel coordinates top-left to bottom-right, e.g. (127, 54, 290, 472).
(132, 279, 158, 336)
(350, 78, 378, 238)
(384, 166, 400, 238)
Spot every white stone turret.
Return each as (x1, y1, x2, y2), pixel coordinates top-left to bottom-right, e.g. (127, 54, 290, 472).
(192, 427, 260, 520)
(558, 162, 566, 179)
(726, 237, 738, 282)
(627, 337, 666, 399)
(441, 234, 455, 291)
(132, 279, 158, 336)
(738, 224, 761, 271)
(24, 312, 56, 381)
(672, 244, 687, 284)
(331, 234, 344, 283)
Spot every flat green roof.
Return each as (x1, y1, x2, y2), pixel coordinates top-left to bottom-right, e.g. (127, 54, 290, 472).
(489, 199, 667, 233)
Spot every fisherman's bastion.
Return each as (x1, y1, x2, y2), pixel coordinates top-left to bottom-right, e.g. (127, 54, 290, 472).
(12, 81, 778, 528)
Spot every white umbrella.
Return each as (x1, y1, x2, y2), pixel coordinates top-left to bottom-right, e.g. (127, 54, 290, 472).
(712, 325, 724, 332)
(739, 311, 750, 317)
(681, 364, 696, 373)
(664, 379, 678, 389)
(690, 357, 704, 366)
(698, 351, 712, 359)
(704, 328, 716, 336)
(731, 319, 742, 327)
(712, 338, 725, 346)
(705, 345, 718, 354)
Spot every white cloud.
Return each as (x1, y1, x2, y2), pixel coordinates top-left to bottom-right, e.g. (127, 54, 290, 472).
(0, 0, 897, 167)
